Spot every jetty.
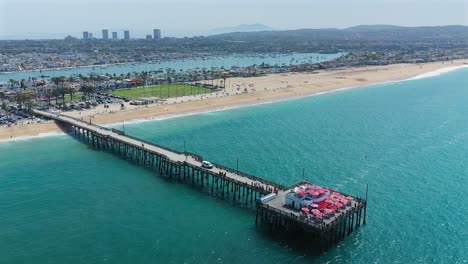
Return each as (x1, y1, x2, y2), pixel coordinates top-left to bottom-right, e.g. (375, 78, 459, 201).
(33, 110, 367, 250)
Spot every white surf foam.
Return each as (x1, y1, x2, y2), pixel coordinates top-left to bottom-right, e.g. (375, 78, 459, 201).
(0, 131, 65, 143)
(51, 65, 468, 129)
(103, 84, 374, 128)
(406, 65, 468, 81)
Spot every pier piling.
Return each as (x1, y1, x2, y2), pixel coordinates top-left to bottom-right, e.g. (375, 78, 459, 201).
(36, 110, 367, 251)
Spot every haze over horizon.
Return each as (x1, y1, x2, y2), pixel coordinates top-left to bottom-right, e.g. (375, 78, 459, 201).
(1, 0, 468, 40)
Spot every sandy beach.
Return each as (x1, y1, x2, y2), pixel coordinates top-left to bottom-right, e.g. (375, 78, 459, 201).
(1, 59, 467, 141)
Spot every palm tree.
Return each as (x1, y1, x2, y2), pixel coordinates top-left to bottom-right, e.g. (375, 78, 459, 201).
(51, 76, 67, 104)
(78, 74, 83, 85)
(25, 98, 34, 113)
(45, 91, 53, 106)
(197, 74, 201, 95)
(88, 74, 96, 86)
(20, 79, 26, 90)
(52, 88, 61, 105)
(222, 72, 228, 89)
(91, 86, 96, 99)
(16, 92, 29, 107)
(68, 87, 76, 102)
(61, 87, 66, 104)
(68, 77, 76, 101)
(79, 85, 87, 98)
(80, 85, 95, 100)
(141, 71, 149, 86)
(86, 85, 95, 99)
(166, 75, 172, 98)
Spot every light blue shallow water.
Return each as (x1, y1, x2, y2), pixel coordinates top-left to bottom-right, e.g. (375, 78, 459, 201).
(0, 69, 467, 263)
(0, 53, 343, 82)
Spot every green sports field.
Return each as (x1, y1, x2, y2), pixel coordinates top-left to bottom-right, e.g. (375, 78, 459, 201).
(105, 84, 213, 99)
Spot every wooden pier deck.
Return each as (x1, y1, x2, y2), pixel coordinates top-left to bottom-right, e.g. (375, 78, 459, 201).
(34, 109, 367, 250)
(34, 110, 282, 193)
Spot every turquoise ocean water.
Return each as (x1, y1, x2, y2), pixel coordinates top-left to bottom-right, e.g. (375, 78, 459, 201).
(0, 69, 467, 263)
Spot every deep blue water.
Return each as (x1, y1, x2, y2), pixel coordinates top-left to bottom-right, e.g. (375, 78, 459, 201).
(0, 69, 467, 263)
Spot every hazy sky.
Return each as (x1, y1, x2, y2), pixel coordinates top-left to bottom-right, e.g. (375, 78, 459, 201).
(1, 0, 467, 39)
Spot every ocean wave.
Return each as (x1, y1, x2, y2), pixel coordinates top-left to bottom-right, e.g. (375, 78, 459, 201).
(405, 65, 468, 81)
(74, 66, 468, 128)
(0, 131, 65, 143)
(104, 84, 387, 127)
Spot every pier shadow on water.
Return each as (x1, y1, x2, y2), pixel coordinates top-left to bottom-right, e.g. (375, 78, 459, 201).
(59, 122, 355, 257)
(254, 222, 357, 257)
(60, 122, 263, 211)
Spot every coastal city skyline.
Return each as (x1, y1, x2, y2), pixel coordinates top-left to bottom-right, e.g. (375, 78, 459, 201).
(1, 0, 467, 39)
(82, 28, 162, 40)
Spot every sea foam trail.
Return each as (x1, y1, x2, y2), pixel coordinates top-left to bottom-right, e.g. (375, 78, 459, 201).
(0, 131, 65, 143)
(406, 65, 468, 81)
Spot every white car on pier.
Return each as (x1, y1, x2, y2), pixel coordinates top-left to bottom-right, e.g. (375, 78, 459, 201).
(201, 161, 213, 169)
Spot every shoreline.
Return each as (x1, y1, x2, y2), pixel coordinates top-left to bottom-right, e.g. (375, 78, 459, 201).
(105, 81, 369, 127)
(1, 59, 468, 141)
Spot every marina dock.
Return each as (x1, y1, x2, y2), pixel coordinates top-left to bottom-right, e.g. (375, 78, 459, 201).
(34, 110, 367, 250)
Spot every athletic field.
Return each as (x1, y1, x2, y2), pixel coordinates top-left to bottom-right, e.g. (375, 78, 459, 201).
(105, 84, 212, 99)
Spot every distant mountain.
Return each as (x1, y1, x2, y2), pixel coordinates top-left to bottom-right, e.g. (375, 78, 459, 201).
(344, 25, 405, 32)
(3, 24, 468, 41)
(209, 25, 468, 41)
(207, 23, 273, 35)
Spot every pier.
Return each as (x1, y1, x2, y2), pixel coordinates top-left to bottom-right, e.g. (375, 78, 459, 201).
(34, 110, 367, 250)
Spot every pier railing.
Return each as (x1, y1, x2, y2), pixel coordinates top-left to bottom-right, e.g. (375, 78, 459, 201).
(260, 204, 325, 230)
(56, 113, 286, 190)
(47, 112, 302, 192)
(183, 161, 272, 194)
(120, 132, 186, 155)
(55, 114, 114, 132)
(53, 113, 184, 155)
(209, 161, 288, 190)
